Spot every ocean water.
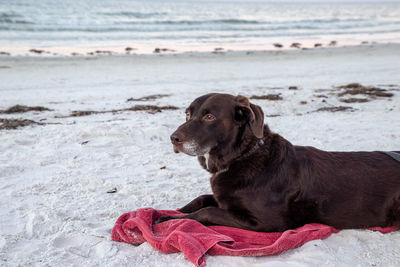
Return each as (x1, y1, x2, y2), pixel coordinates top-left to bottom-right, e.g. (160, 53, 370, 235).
(1, 0, 400, 54)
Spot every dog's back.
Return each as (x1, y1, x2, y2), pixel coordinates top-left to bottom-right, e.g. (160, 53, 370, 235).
(293, 146, 400, 229)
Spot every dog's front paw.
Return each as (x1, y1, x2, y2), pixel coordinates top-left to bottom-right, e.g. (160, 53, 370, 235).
(176, 207, 190, 213)
(154, 216, 175, 224)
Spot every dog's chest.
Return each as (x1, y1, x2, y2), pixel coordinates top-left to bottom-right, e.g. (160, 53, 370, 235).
(210, 172, 242, 209)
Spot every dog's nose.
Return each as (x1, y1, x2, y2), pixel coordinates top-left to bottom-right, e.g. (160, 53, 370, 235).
(170, 131, 184, 144)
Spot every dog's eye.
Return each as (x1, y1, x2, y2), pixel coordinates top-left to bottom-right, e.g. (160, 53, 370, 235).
(203, 114, 216, 121)
(186, 113, 190, 121)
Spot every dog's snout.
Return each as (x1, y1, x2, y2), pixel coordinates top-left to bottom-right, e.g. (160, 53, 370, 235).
(170, 131, 184, 144)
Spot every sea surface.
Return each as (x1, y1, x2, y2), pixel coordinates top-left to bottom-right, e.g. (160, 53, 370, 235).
(1, 0, 400, 54)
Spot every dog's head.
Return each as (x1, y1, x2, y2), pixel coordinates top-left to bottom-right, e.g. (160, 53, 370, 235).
(170, 93, 264, 164)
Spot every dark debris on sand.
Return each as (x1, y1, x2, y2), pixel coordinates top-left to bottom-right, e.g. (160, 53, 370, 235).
(154, 48, 176, 53)
(0, 118, 43, 130)
(29, 49, 46, 54)
(314, 94, 328, 98)
(314, 106, 356, 113)
(329, 41, 337, 46)
(336, 83, 394, 103)
(337, 83, 394, 98)
(0, 105, 52, 114)
(95, 50, 113, 55)
(127, 94, 170, 102)
(290, 43, 301, 48)
(107, 187, 118, 194)
(340, 98, 370, 103)
(250, 94, 283, 101)
(65, 105, 179, 118)
(125, 47, 136, 52)
(126, 105, 178, 112)
(69, 110, 99, 117)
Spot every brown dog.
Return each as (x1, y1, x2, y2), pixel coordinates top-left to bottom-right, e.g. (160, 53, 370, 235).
(157, 93, 400, 232)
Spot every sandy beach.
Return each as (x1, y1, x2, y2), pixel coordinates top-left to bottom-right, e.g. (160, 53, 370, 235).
(1, 44, 400, 266)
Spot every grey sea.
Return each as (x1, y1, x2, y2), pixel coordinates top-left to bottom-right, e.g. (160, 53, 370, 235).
(1, 0, 400, 54)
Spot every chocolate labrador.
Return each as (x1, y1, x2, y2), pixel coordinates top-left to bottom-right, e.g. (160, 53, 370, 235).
(157, 93, 400, 232)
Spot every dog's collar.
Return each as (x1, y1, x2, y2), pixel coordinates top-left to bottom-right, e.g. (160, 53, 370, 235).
(239, 139, 264, 160)
(213, 139, 264, 175)
(215, 168, 229, 175)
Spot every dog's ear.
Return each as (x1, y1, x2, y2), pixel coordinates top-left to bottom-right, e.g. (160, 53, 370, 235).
(234, 95, 264, 138)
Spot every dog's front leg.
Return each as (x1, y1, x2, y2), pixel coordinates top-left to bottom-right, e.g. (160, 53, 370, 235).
(178, 194, 217, 213)
(156, 207, 253, 230)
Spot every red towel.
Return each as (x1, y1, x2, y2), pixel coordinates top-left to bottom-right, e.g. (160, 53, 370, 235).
(111, 208, 397, 267)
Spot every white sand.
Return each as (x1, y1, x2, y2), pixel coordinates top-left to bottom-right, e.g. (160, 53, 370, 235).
(0, 44, 399, 266)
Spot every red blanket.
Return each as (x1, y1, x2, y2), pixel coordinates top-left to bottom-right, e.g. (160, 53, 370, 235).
(111, 208, 397, 267)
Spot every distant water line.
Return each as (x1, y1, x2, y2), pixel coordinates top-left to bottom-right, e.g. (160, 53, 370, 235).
(0, 0, 399, 55)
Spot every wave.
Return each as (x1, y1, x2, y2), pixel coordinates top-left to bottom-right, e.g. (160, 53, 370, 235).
(1, 10, 397, 30)
(0, 12, 33, 24)
(98, 11, 168, 19)
(0, 18, 33, 24)
(103, 18, 368, 26)
(207, 19, 261, 24)
(1, 16, 374, 28)
(1, 25, 399, 39)
(0, 12, 21, 18)
(1, 19, 399, 32)
(0, 25, 312, 32)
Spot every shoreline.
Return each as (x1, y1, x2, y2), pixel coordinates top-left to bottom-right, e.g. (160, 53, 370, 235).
(1, 39, 400, 57)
